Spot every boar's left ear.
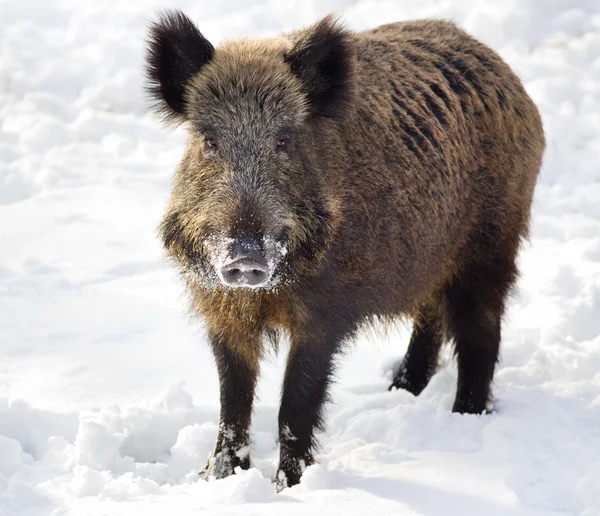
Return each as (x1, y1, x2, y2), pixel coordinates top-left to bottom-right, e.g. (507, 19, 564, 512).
(285, 15, 357, 119)
(145, 10, 215, 125)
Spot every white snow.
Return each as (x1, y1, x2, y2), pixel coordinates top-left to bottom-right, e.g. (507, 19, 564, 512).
(1, 0, 599, 515)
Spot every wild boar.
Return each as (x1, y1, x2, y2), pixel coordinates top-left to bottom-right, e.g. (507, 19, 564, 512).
(144, 11, 545, 488)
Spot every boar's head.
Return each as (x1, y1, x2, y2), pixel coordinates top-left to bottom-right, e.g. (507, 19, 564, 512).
(145, 11, 356, 290)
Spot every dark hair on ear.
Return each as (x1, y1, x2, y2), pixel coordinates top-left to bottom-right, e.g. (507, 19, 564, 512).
(145, 9, 214, 125)
(284, 15, 357, 119)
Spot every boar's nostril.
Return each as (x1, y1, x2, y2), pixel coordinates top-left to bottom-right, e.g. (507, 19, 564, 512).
(221, 259, 270, 287)
(226, 268, 242, 282)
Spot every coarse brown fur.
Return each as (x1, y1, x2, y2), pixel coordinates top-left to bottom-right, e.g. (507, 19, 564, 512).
(145, 11, 545, 489)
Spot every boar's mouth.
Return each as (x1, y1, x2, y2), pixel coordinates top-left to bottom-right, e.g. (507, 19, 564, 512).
(160, 211, 293, 291)
(160, 195, 335, 291)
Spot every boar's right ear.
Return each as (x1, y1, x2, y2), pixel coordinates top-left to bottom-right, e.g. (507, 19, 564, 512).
(145, 10, 214, 125)
(284, 15, 357, 119)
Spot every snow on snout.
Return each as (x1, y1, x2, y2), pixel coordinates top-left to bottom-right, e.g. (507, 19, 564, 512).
(204, 235, 287, 290)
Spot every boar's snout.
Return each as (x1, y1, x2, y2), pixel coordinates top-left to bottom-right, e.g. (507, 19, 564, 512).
(203, 230, 289, 290)
(220, 237, 271, 288)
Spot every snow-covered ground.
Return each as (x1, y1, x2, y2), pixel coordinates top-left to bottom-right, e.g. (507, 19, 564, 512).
(1, 0, 599, 514)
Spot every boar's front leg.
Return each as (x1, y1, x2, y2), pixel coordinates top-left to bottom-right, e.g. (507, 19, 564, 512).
(276, 316, 352, 489)
(201, 332, 259, 479)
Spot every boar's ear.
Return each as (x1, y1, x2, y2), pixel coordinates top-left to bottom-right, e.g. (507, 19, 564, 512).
(284, 15, 356, 119)
(145, 10, 214, 125)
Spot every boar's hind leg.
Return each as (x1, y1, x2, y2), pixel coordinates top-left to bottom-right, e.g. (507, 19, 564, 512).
(276, 319, 351, 489)
(389, 303, 445, 395)
(201, 333, 259, 479)
(446, 244, 517, 414)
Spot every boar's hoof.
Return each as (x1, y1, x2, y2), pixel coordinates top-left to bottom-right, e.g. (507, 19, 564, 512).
(452, 395, 493, 415)
(274, 467, 301, 492)
(275, 456, 309, 490)
(200, 448, 250, 480)
(388, 360, 430, 396)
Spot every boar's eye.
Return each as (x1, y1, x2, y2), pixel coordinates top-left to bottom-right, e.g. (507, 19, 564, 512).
(275, 137, 289, 150)
(203, 135, 218, 152)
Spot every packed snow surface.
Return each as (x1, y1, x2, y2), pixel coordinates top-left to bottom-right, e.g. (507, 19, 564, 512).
(1, 0, 600, 514)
